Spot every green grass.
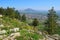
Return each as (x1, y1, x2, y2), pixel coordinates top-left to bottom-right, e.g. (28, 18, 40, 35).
(0, 16, 44, 40)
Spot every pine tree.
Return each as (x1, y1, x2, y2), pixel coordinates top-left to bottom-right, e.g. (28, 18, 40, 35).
(45, 7, 58, 34)
(0, 7, 5, 15)
(6, 7, 15, 18)
(32, 18, 39, 27)
(21, 14, 26, 22)
(15, 10, 21, 20)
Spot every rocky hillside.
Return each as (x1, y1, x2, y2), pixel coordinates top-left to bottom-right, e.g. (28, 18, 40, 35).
(0, 15, 60, 40)
(0, 15, 44, 40)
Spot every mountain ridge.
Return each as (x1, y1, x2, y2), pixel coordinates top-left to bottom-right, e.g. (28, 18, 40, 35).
(19, 8, 60, 17)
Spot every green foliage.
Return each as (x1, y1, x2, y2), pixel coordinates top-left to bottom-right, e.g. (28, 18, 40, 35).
(0, 7, 21, 20)
(38, 23, 45, 31)
(21, 14, 26, 22)
(15, 10, 21, 20)
(15, 29, 43, 40)
(44, 7, 58, 34)
(0, 7, 5, 15)
(0, 6, 45, 40)
(32, 18, 39, 27)
(15, 36, 24, 40)
(2, 16, 34, 31)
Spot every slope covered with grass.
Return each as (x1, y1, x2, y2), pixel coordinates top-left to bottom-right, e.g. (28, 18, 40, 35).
(0, 16, 44, 40)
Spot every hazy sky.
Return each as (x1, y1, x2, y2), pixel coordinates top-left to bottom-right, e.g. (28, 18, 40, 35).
(0, 0, 60, 10)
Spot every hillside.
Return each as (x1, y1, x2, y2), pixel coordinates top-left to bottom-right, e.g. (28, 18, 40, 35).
(0, 7, 60, 40)
(1, 15, 59, 40)
(0, 15, 44, 40)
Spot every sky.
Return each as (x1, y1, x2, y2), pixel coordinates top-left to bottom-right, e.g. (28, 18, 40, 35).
(0, 0, 60, 10)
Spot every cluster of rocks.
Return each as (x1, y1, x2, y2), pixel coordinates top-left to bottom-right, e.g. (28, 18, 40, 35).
(3, 32, 20, 40)
(0, 14, 2, 17)
(10, 28, 20, 32)
(43, 34, 60, 40)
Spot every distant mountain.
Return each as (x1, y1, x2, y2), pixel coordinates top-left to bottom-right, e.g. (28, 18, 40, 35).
(19, 8, 60, 17)
(19, 8, 48, 15)
(19, 8, 60, 22)
(20, 8, 38, 13)
(24, 8, 36, 12)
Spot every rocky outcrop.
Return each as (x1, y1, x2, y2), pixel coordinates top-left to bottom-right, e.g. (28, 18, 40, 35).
(3, 32, 20, 40)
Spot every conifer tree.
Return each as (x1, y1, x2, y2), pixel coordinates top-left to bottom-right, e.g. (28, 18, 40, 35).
(45, 7, 58, 34)
(0, 7, 5, 15)
(21, 14, 26, 22)
(15, 10, 21, 20)
(32, 18, 39, 27)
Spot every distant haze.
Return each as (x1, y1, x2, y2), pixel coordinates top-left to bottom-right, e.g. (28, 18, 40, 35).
(20, 8, 60, 20)
(20, 8, 60, 15)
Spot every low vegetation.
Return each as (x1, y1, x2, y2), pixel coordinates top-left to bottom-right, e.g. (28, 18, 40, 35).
(0, 7, 60, 40)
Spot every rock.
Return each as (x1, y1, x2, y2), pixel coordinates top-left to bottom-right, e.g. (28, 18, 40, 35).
(52, 34, 60, 40)
(53, 34, 60, 37)
(13, 28, 19, 32)
(10, 28, 19, 32)
(37, 31, 42, 35)
(8, 32, 20, 38)
(0, 30, 6, 34)
(0, 15, 2, 17)
(2, 30, 7, 34)
(12, 32, 20, 38)
(0, 35, 3, 39)
(0, 35, 7, 39)
(0, 24, 4, 27)
(3, 32, 20, 40)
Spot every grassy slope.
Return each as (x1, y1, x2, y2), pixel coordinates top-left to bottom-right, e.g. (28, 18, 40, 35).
(0, 16, 44, 40)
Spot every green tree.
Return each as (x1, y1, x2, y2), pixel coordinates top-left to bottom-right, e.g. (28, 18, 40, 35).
(0, 7, 5, 15)
(32, 18, 39, 27)
(44, 7, 58, 34)
(21, 14, 26, 22)
(15, 10, 21, 20)
(5, 7, 15, 18)
(0, 7, 21, 20)
(5, 7, 21, 20)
